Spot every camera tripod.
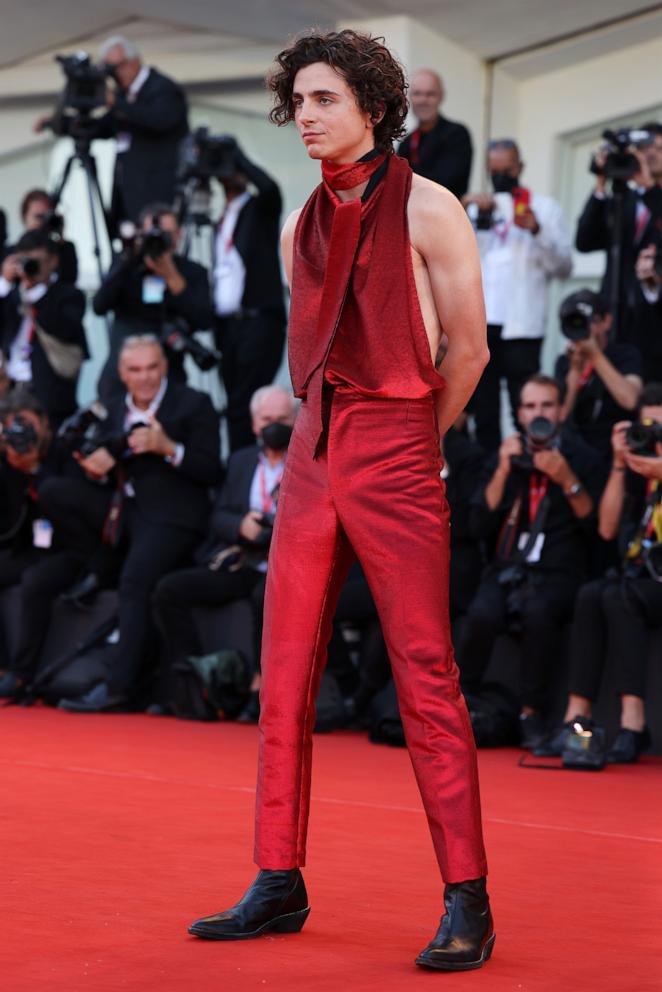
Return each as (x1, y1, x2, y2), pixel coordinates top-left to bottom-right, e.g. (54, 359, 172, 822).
(50, 134, 112, 285)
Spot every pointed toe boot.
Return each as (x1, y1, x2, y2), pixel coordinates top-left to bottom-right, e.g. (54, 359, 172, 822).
(189, 869, 310, 940)
(416, 876, 495, 971)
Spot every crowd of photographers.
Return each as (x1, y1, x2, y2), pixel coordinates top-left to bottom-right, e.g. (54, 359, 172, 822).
(0, 36, 660, 771)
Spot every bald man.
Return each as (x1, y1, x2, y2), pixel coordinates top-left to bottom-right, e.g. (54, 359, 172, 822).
(398, 69, 472, 199)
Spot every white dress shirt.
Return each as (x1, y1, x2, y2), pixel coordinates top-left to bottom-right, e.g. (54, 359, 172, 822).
(213, 191, 252, 316)
(469, 191, 573, 340)
(0, 276, 52, 382)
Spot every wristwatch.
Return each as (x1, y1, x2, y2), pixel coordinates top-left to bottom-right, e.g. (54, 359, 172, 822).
(565, 481, 584, 499)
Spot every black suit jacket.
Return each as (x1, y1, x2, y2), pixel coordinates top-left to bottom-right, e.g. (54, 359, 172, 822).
(210, 444, 260, 544)
(0, 280, 88, 423)
(103, 380, 222, 533)
(221, 155, 285, 320)
(398, 115, 473, 199)
(103, 68, 189, 223)
(575, 186, 659, 341)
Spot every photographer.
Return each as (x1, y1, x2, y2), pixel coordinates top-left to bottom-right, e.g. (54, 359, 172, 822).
(536, 383, 662, 764)
(575, 123, 662, 357)
(634, 239, 662, 383)
(0, 231, 88, 428)
(0, 392, 86, 699)
(212, 140, 286, 452)
(93, 203, 214, 401)
(152, 384, 296, 720)
(457, 374, 603, 749)
(36, 336, 222, 711)
(0, 189, 78, 286)
(555, 289, 642, 460)
(463, 139, 572, 452)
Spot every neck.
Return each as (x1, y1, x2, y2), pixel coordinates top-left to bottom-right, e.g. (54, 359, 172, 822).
(224, 187, 245, 203)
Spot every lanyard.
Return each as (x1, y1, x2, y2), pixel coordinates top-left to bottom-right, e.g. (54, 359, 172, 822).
(409, 129, 421, 166)
(528, 473, 549, 526)
(259, 461, 284, 514)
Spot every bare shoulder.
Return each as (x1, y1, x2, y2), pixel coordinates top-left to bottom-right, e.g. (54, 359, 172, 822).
(280, 207, 303, 287)
(281, 207, 303, 247)
(408, 174, 474, 253)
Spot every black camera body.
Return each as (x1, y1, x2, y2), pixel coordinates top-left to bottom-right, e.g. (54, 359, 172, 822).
(511, 416, 558, 473)
(178, 128, 239, 183)
(625, 420, 662, 457)
(53, 52, 110, 142)
(161, 319, 221, 372)
(2, 415, 39, 454)
(57, 401, 109, 458)
(591, 127, 652, 183)
(18, 256, 42, 280)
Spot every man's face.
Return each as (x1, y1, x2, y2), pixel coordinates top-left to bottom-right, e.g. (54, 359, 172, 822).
(643, 135, 662, 181)
(488, 147, 522, 182)
(24, 198, 51, 232)
(292, 61, 376, 162)
(4, 409, 48, 470)
(119, 344, 167, 406)
(103, 45, 141, 91)
(142, 212, 179, 249)
(518, 383, 562, 430)
(409, 71, 443, 128)
(251, 392, 296, 436)
(640, 404, 662, 426)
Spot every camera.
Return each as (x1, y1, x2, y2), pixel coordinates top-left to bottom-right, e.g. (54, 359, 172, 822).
(178, 128, 239, 183)
(624, 420, 662, 457)
(53, 52, 110, 141)
(559, 289, 604, 342)
(57, 401, 109, 457)
(119, 218, 173, 263)
(511, 417, 558, 473)
(590, 128, 652, 183)
(161, 319, 222, 372)
(1, 415, 39, 454)
(17, 256, 42, 280)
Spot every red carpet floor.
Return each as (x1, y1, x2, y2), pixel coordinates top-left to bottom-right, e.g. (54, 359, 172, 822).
(1, 708, 660, 992)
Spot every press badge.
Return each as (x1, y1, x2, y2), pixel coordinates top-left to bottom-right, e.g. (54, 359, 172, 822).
(517, 532, 545, 563)
(142, 275, 166, 305)
(33, 519, 53, 549)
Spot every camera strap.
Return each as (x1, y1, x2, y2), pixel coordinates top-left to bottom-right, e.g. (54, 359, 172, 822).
(624, 480, 662, 563)
(497, 479, 551, 564)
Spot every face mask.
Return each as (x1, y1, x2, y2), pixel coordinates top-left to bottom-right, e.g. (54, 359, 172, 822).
(490, 171, 518, 194)
(260, 422, 292, 451)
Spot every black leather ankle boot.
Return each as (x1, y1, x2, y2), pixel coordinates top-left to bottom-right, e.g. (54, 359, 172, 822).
(415, 876, 495, 971)
(188, 869, 310, 940)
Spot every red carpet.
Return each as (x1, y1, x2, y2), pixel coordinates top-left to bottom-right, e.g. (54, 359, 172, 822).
(1, 708, 660, 992)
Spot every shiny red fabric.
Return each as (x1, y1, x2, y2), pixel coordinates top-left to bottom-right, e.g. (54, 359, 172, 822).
(288, 154, 444, 454)
(255, 389, 488, 882)
(320, 153, 387, 190)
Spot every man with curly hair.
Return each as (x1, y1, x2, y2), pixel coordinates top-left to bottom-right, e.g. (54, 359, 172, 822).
(189, 29, 494, 972)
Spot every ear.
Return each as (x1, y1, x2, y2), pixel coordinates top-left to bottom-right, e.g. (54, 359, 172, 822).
(369, 103, 385, 128)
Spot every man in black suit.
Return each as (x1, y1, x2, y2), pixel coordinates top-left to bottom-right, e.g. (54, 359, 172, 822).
(212, 142, 286, 451)
(398, 69, 473, 200)
(152, 383, 296, 719)
(575, 123, 662, 358)
(0, 231, 87, 428)
(93, 202, 214, 401)
(99, 36, 189, 229)
(37, 336, 222, 710)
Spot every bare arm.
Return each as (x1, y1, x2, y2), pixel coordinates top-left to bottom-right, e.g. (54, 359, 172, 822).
(598, 421, 630, 540)
(409, 177, 489, 436)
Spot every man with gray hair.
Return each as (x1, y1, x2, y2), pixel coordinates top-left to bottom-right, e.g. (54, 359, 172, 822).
(398, 69, 472, 199)
(97, 35, 189, 229)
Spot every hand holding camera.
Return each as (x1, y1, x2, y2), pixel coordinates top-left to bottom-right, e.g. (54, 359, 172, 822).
(497, 433, 523, 476)
(1, 253, 24, 284)
(76, 446, 117, 480)
(239, 511, 267, 543)
(126, 418, 176, 459)
(531, 448, 572, 487)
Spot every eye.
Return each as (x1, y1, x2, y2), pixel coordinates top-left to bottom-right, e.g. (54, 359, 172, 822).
(319, 97, 331, 105)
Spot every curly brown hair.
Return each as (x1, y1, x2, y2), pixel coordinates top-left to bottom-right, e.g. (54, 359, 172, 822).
(267, 29, 408, 153)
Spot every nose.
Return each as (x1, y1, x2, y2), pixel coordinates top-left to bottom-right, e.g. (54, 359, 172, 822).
(297, 99, 317, 125)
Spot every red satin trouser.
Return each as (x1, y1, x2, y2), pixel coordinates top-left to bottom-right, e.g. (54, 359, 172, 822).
(255, 387, 488, 883)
